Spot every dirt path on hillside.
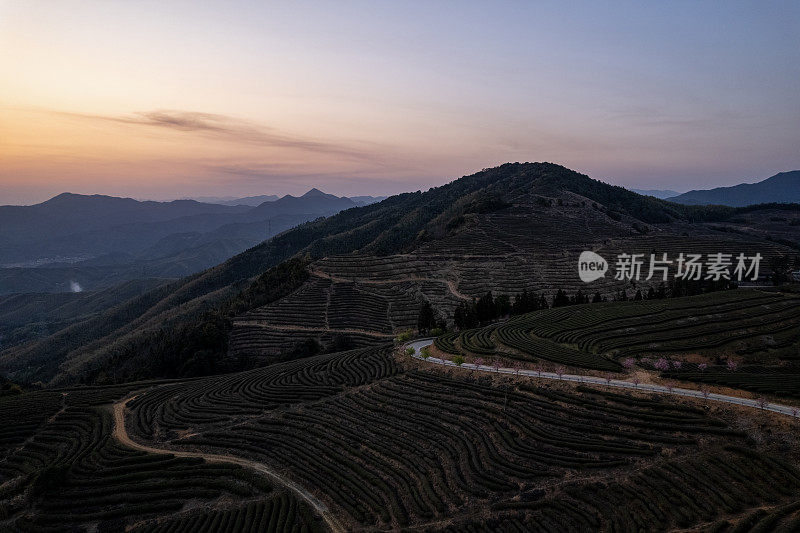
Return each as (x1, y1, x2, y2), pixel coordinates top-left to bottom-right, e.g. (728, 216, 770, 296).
(445, 279, 472, 301)
(310, 268, 472, 301)
(111, 397, 345, 533)
(231, 321, 396, 337)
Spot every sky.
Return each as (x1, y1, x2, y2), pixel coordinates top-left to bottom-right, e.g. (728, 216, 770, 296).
(1, 1, 798, 205)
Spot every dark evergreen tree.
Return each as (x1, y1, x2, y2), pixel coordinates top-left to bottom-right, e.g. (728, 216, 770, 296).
(453, 302, 467, 330)
(465, 299, 479, 328)
(511, 289, 541, 315)
(495, 294, 511, 317)
(476, 292, 497, 324)
(417, 301, 437, 333)
(539, 294, 549, 309)
(770, 254, 793, 285)
(512, 291, 524, 314)
(552, 289, 570, 308)
(657, 282, 666, 299)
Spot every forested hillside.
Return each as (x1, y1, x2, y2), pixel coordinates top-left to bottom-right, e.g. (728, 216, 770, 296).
(0, 190, 357, 294)
(2, 163, 798, 386)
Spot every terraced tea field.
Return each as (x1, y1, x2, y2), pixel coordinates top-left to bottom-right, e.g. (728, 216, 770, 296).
(122, 345, 800, 531)
(434, 289, 800, 399)
(0, 385, 324, 532)
(230, 272, 456, 358)
(228, 200, 798, 359)
(662, 365, 800, 400)
(3, 341, 799, 531)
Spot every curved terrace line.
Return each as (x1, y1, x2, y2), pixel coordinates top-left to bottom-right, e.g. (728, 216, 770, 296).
(407, 338, 800, 419)
(111, 396, 345, 533)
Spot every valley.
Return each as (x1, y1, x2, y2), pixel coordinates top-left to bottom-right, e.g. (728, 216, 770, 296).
(0, 190, 363, 295)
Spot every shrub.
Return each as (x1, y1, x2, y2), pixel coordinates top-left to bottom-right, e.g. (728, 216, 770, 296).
(452, 355, 465, 366)
(396, 330, 414, 343)
(405, 347, 416, 356)
(654, 358, 670, 371)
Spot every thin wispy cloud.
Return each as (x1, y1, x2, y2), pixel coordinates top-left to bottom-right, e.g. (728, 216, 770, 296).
(53, 109, 380, 162)
(602, 106, 750, 130)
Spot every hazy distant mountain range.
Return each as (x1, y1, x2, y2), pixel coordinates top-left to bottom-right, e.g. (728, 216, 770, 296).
(186, 192, 386, 207)
(190, 194, 280, 206)
(0, 189, 361, 294)
(349, 195, 388, 206)
(665, 171, 800, 206)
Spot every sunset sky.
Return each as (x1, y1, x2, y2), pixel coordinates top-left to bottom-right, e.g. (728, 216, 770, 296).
(1, 1, 798, 205)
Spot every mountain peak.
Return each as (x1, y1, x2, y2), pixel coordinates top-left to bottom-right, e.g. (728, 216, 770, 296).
(39, 192, 123, 206)
(301, 188, 328, 198)
(42, 192, 82, 203)
(668, 170, 800, 207)
(766, 170, 800, 184)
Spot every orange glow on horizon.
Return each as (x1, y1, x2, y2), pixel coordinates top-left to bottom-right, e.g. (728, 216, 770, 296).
(1, 1, 797, 204)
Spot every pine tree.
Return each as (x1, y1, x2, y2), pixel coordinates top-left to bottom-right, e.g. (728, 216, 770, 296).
(553, 289, 570, 308)
(417, 301, 436, 333)
(539, 294, 549, 309)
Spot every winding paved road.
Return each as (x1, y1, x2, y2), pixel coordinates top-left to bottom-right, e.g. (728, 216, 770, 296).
(111, 396, 346, 533)
(407, 338, 800, 419)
